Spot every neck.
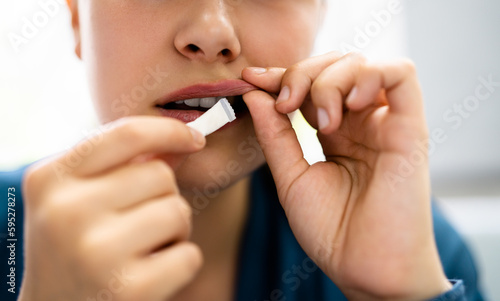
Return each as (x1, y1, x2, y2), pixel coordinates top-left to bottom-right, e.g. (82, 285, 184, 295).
(187, 176, 251, 263)
(174, 177, 251, 301)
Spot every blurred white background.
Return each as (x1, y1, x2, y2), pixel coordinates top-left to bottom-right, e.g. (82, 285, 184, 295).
(1, 0, 498, 299)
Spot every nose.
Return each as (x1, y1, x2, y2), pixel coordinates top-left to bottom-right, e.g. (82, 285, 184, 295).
(174, 2, 241, 63)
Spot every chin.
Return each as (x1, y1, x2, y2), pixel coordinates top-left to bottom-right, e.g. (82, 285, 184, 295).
(175, 117, 265, 198)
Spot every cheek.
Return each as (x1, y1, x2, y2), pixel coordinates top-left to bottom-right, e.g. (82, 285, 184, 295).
(79, 2, 178, 123)
(239, 5, 319, 67)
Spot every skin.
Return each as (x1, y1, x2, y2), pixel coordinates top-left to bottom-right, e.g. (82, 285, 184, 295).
(20, 0, 452, 300)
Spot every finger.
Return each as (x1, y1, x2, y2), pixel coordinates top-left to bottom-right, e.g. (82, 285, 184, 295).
(344, 65, 385, 112)
(90, 159, 178, 210)
(346, 59, 423, 117)
(345, 60, 426, 152)
(58, 116, 206, 177)
(243, 52, 343, 115)
(310, 52, 367, 134)
(105, 195, 192, 256)
(316, 59, 426, 153)
(242, 67, 286, 94)
(131, 242, 203, 301)
(269, 52, 346, 115)
(243, 90, 309, 199)
(130, 152, 189, 172)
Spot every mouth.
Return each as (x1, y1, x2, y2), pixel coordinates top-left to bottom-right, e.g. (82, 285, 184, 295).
(156, 95, 245, 112)
(155, 79, 258, 123)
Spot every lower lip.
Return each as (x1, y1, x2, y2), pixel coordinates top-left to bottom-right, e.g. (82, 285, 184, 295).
(157, 108, 248, 131)
(158, 108, 204, 123)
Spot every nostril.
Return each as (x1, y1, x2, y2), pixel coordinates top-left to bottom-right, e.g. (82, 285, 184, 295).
(178, 42, 237, 61)
(187, 44, 200, 52)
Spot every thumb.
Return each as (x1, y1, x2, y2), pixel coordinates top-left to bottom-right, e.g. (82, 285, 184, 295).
(243, 90, 309, 200)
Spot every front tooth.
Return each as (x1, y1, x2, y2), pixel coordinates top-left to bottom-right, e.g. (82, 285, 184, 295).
(200, 97, 217, 108)
(184, 98, 200, 107)
(175, 100, 184, 104)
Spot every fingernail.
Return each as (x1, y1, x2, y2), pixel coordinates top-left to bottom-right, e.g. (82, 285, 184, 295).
(346, 86, 358, 105)
(317, 108, 330, 130)
(189, 128, 206, 146)
(276, 86, 290, 104)
(248, 67, 267, 74)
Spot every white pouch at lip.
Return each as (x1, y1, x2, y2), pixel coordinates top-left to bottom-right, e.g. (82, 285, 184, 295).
(187, 98, 236, 136)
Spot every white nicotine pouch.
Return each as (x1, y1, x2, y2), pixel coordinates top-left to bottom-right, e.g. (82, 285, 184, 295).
(187, 98, 236, 136)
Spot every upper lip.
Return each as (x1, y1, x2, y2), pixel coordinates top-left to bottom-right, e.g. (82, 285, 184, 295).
(156, 79, 259, 106)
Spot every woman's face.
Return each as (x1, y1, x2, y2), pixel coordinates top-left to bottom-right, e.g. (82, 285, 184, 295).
(72, 0, 323, 192)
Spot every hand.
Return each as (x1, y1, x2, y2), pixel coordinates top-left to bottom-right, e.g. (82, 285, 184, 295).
(242, 52, 452, 300)
(20, 117, 205, 301)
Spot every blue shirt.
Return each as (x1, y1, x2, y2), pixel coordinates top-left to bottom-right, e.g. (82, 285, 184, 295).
(0, 165, 484, 300)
